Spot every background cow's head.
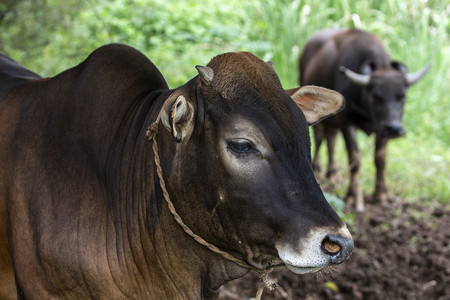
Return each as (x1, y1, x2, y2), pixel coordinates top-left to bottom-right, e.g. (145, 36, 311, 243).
(340, 61, 430, 138)
(158, 52, 353, 275)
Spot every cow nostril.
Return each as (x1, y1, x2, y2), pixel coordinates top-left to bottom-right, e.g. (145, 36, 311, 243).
(322, 237, 341, 255)
(322, 234, 354, 265)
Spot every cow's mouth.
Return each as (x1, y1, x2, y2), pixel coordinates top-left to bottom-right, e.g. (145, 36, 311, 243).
(285, 263, 324, 274)
(246, 254, 284, 271)
(380, 123, 405, 139)
(380, 131, 405, 139)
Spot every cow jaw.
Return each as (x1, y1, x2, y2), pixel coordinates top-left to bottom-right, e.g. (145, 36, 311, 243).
(275, 226, 353, 274)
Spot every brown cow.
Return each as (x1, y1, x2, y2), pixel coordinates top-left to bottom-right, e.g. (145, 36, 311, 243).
(300, 28, 430, 212)
(0, 44, 352, 299)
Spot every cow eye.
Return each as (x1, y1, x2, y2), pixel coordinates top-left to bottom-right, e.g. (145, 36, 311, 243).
(227, 139, 257, 154)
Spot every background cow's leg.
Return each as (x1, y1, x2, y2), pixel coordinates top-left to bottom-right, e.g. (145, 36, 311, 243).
(342, 125, 364, 212)
(374, 136, 389, 205)
(312, 124, 324, 177)
(325, 129, 338, 179)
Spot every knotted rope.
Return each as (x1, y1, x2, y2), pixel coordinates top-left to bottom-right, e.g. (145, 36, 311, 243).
(146, 114, 282, 300)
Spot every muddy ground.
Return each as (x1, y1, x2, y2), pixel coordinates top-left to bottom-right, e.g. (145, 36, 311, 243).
(219, 196, 450, 300)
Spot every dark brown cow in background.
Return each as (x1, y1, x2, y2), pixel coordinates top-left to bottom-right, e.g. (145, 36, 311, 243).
(0, 44, 353, 299)
(300, 28, 430, 212)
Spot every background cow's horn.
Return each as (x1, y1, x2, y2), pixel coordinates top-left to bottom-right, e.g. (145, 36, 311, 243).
(340, 66, 370, 86)
(406, 63, 431, 85)
(195, 65, 214, 85)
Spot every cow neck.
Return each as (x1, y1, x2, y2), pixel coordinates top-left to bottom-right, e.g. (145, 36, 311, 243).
(145, 112, 282, 300)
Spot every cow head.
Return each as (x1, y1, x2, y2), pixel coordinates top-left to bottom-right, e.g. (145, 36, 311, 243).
(340, 61, 430, 138)
(158, 52, 353, 276)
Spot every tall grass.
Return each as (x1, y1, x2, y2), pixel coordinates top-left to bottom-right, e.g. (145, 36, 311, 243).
(245, 0, 450, 205)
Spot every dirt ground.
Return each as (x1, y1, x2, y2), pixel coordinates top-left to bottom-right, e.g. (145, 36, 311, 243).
(219, 196, 450, 300)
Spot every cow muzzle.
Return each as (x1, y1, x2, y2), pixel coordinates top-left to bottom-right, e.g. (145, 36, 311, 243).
(382, 121, 405, 138)
(276, 225, 354, 275)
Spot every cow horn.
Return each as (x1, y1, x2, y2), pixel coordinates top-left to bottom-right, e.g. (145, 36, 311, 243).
(406, 63, 431, 85)
(266, 61, 275, 71)
(340, 66, 370, 86)
(195, 65, 214, 85)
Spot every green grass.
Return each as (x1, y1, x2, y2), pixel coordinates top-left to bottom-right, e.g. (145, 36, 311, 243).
(315, 129, 450, 206)
(1, 0, 448, 205)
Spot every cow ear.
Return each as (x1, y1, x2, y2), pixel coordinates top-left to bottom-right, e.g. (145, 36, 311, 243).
(161, 95, 195, 143)
(287, 86, 345, 126)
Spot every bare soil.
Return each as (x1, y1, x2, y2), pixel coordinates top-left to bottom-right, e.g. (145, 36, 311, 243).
(219, 197, 450, 300)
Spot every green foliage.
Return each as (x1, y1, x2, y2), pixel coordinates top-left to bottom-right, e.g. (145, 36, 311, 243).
(1, 0, 251, 86)
(0, 0, 448, 205)
(324, 192, 355, 229)
(324, 192, 345, 215)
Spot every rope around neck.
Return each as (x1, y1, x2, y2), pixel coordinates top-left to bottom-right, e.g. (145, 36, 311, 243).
(146, 115, 282, 300)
